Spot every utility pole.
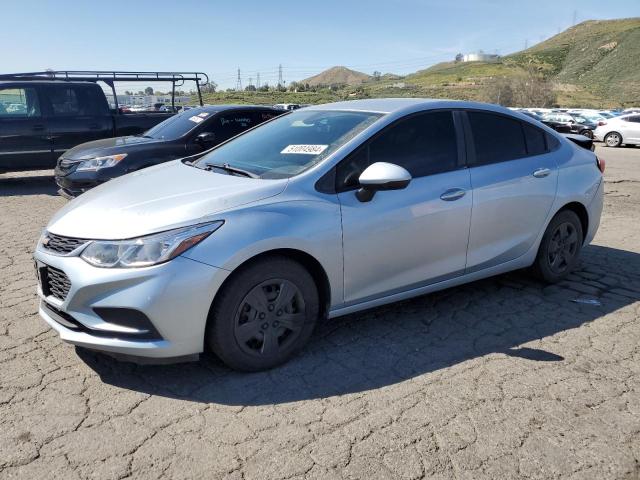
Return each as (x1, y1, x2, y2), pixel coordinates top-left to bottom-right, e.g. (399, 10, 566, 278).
(257, 72, 260, 89)
(236, 68, 242, 91)
(278, 64, 283, 88)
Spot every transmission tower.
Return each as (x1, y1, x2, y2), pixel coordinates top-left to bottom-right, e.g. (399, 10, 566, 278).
(257, 72, 260, 89)
(236, 68, 242, 91)
(278, 64, 283, 87)
(248, 77, 253, 88)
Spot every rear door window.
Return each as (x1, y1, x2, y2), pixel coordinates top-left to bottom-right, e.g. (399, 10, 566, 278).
(46, 85, 107, 116)
(0, 87, 41, 117)
(467, 111, 527, 165)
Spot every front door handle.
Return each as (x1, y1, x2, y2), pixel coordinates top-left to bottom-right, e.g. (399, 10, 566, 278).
(32, 124, 45, 131)
(440, 188, 466, 201)
(533, 168, 551, 178)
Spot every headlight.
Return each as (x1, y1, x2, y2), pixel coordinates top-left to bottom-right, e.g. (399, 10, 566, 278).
(76, 154, 128, 171)
(80, 222, 223, 268)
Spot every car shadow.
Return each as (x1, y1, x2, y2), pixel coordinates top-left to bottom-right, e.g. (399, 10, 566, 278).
(0, 172, 59, 197)
(78, 244, 640, 406)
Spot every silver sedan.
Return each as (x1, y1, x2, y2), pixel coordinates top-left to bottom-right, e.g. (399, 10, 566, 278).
(34, 99, 604, 371)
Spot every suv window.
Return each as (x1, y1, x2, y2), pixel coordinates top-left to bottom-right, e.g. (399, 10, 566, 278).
(46, 85, 106, 116)
(0, 87, 41, 117)
(468, 111, 527, 165)
(337, 111, 458, 189)
(628, 115, 640, 123)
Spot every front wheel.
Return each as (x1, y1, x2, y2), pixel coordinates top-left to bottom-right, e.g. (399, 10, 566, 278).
(206, 256, 319, 371)
(605, 132, 622, 147)
(532, 210, 583, 283)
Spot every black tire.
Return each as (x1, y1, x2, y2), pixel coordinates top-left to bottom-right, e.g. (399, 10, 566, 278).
(604, 131, 622, 147)
(206, 255, 319, 371)
(580, 129, 594, 139)
(532, 210, 583, 283)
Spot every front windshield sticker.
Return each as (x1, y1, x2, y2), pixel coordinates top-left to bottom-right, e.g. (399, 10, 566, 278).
(281, 144, 328, 155)
(189, 115, 205, 123)
(197, 112, 209, 118)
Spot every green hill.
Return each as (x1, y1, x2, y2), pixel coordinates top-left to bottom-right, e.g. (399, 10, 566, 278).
(397, 18, 640, 107)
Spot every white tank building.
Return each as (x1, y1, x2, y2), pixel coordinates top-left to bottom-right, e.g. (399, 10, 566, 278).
(462, 51, 501, 62)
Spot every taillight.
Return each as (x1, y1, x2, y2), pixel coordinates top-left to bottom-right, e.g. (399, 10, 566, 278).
(596, 156, 605, 174)
(598, 121, 607, 126)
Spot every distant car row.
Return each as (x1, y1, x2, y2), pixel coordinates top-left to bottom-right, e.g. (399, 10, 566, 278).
(512, 107, 640, 147)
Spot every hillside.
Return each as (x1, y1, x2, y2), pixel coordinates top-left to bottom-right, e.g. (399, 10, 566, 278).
(400, 17, 640, 106)
(200, 18, 640, 108)
(300, 66, 370, 86)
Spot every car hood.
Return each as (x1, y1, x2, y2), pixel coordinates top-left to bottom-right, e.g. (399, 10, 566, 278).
(47, 161, 288, 239)
(62, 136, 163, 160)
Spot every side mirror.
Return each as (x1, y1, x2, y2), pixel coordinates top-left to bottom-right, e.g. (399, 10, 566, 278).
(195, 132, 216, 148)
(356, 162, 412, 202)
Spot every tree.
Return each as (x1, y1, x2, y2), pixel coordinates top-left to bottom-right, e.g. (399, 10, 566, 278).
(124, 90, 133, 95)
(201, 82, 218, 94)
(372, 71, 381, 81)
(245, 85, 257, 92)
(482, 67, 555, 107)
(455, 53, 464, 62)
(258, 83, 270, 92)
(144, 87, 154, 95)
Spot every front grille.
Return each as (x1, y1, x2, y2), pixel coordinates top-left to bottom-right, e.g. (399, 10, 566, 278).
(43, 266, 71, 301)
(43, 233, 87, 254)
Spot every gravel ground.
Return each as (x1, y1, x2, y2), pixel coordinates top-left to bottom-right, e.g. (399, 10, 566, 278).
(1, 145, 639, 479)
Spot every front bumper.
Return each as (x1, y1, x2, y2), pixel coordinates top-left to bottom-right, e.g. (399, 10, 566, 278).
(54, 165, 123, 198)
(33, 248, 230, 359)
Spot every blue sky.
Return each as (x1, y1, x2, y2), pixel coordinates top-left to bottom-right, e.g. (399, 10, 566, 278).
(2, 0, 638, 90)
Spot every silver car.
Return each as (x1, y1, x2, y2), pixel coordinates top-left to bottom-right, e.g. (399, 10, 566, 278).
(34, 99, 605, 371)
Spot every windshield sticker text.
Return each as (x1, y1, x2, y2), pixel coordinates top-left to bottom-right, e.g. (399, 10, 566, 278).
(281, 144, 328, 155)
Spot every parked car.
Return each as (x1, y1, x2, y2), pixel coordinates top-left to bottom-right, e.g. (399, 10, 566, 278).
(55, 105, 283, 197)
(34, 99, 604, 371)
(536, 112, 572, 133)
(567, 114, 598, 138)
(541, 112, 594, 137)
(593, 114, 640, 147)
(0, 80, 175, 172)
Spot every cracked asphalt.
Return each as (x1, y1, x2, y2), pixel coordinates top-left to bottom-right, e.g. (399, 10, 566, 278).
(1, 145, 639, 479)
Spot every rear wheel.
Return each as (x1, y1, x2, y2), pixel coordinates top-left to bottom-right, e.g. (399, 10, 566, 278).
(532, 210, 583, 283)
(206, 256, 319, 371)
(604, 131, 622, 147)
(579, 129, 594, 139)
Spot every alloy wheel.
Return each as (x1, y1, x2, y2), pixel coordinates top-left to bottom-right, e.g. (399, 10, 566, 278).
(606, 133, 621, 147)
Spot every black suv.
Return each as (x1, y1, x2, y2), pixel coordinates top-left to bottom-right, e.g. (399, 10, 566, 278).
(55, 105, 283, 197)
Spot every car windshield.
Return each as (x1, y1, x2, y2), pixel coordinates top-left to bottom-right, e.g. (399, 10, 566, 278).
(194, 109, 382, 179)
(144, 109, 212, 140)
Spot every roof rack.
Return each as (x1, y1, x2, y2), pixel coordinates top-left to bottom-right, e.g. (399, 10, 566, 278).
(0, 70, 210, 107)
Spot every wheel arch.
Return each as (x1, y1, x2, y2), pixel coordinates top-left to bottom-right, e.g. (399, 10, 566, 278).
(208, 248, 332, 324)
(557, 201, 589, 243)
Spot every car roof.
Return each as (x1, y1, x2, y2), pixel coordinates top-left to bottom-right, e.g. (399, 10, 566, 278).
(303, 98, 518, 115)
(185, 104, 280, 114)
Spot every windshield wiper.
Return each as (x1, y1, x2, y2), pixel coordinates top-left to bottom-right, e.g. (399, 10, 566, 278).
(202, 163, 259, 179)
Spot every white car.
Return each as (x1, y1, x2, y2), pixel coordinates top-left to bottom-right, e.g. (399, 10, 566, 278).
(593, 114, 640, 147)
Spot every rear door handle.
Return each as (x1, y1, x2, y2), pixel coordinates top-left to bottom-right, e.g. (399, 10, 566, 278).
(32, 124, 45, 131)
(88, 124, 100, 130)
(440, 188, 466, 201)
(533, 168, 551, 178)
